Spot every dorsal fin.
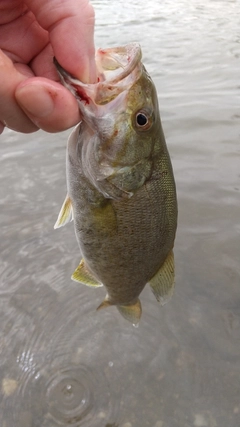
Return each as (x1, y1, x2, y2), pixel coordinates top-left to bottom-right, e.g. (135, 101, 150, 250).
(149, 250, 175, 305)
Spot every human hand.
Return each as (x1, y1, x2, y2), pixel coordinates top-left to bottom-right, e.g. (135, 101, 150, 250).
(0, 0, 96, 134)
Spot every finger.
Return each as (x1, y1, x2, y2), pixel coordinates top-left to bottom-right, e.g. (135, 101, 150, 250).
(24, 0, 97, 83)
(0, 7, 49, 63)
(0, 122, 5, 134)
(30, 43, 59, 80)
(0, 0, 27, 25)
(15, 78, 81, 133)
(0, 49, 38, 133)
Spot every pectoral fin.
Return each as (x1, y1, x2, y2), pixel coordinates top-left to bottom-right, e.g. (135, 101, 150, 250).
(97, 297, 142, 325)
(71, 259, 102, 287)
(149, 250, 175, 305)
(54, 195, 73, 229)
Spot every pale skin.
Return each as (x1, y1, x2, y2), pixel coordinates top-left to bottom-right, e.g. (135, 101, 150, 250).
(0, 0, 97, 134)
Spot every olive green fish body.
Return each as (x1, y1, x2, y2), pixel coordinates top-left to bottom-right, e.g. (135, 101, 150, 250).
(54, 44, 177, 323)
(67, 128, 176, 307)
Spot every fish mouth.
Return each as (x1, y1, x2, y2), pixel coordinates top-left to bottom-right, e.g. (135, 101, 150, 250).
(95, 43, 142, 85)
(54, 43, 142, 107)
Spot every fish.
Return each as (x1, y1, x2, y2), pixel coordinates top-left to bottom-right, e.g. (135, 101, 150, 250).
(54, 43, 177, 325)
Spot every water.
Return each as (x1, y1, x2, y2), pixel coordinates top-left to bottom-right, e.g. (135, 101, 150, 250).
(0, 0, 240, 426)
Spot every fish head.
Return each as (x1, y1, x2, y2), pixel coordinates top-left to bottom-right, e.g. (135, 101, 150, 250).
(55, 44, 161, 194)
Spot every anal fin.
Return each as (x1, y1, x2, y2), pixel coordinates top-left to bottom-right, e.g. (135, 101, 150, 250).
(149, 250, 175, 305)
(71, 259, 103, 287)
(54, 195, 73, 229)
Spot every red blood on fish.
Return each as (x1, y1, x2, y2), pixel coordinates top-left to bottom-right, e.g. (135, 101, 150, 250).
(72, 84, 90, 104)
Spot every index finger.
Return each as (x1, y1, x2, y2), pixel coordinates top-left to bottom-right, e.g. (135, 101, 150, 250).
(25, 0, 97, 83)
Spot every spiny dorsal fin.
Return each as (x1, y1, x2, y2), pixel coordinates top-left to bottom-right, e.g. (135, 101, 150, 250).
(149, 250, 175, 305)
(71, 259, 102, 287)
(54, 195, 73, 229)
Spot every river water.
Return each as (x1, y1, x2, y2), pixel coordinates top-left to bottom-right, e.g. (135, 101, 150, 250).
(0, 0, 240, 426)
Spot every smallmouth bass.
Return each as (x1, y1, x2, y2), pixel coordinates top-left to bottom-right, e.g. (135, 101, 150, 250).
(54, 44, 177, 324)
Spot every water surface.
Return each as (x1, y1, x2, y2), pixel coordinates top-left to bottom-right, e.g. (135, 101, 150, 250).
(0, 0, 240, 426)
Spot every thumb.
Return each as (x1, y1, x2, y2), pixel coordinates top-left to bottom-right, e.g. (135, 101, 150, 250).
(15, 78, 81, 133)
(24, 0, 97, 83)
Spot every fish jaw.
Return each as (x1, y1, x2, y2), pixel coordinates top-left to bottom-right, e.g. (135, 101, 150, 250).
(55, 43, 158, 198)
(54, 44, 144, 173)
(54, 43, 142, 121)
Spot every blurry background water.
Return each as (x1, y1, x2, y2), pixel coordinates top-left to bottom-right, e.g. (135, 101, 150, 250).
(0, 0, 240, 426)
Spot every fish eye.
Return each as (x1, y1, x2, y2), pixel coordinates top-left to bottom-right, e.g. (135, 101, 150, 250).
(135, 110, 153, 131)
(136, 113, 148, 126)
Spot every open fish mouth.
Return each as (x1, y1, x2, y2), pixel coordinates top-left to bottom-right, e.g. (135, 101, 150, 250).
(94, 43, 142, 84)
(54, 43, 143, 106)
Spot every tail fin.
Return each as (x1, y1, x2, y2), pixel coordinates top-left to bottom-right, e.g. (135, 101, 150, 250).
(117, 299, 142, 325)
(97, 298, 112, 311)
(97, 297, 142, 325)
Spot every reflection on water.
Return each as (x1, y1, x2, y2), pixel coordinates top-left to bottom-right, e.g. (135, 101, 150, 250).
(0, 0, 240, 426)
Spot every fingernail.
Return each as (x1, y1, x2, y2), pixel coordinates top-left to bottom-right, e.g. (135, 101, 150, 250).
(16, 84, 55, 118)
(89, 58, 98, 83)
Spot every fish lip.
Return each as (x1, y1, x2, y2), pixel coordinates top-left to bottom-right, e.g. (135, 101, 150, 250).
(54, 42, 141, 85)
(53, 43, 142, 106)
(96, 43, 142, 85)
(53, 57, 72, 82)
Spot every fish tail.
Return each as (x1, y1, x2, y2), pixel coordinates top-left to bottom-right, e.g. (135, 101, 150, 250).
(117, 299, 142, 325)
(97, 297, 142, 325)
(96, 298, 112, 311)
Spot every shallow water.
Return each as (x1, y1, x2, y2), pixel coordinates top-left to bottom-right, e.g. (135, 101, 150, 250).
(0, 0, 240, 426)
